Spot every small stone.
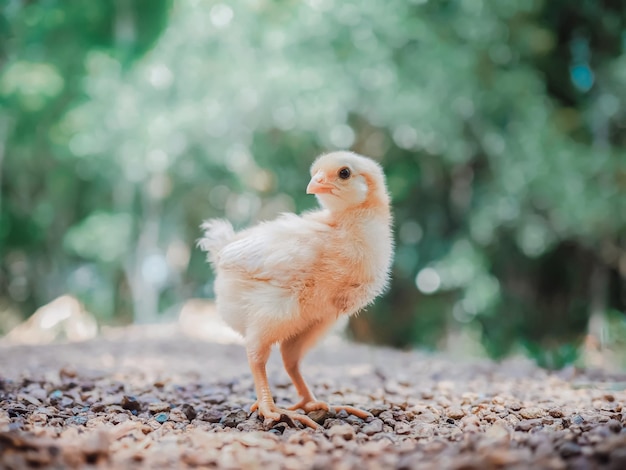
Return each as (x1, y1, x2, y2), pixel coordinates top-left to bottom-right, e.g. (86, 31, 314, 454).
(198, 408, 222, 423)
(492, 396, 505, 405)
(237, 419, 263, 432)
(204, 394, 226, 405)
(121, 395, 142, 412)
(91, 403, 106, 412)
(28, 387, 47, 401)
(220, 409, 247, 428)
(270, 423, 287, 435)
(59, 367, 77, 379)
(447, 407, 465, 420)
(181, 404, 197, 421)
(19, 394, 42, 406)
(112, 413, 129, 424)
(548, 408, 564, 418)
(308, 409, 331, 424)
(485, 422, 510, 442)
(369, 405, 389, 417)
(519, 407, 543, 419)
(148, 402, 171, 414)
(154, 413, 169, 424)
(394, 422, 411, 435)
(28, 413, 48, 424)
(59, 397, 74, 408)
(362, 419, 384, 436)
(66, 416, 88, 426)
(345, 414, 364, 425)
(414, 411, 438, 424)
(326, 423, 355, 440)
(571, 415, 584, 425)
(608, 419, 622, 433)
(8, 421, 24, 431)
(412, 422, 435, 439)
(168, 409, 188, 423)
(238, 432, 278, 449)
(559, 441, 582, 458)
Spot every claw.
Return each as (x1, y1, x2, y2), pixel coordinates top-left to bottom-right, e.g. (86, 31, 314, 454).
(254, 402, 321, 429)
(288, 398, 330, 413)
(290, 400, 371, 419)
(333, 405, 372, 419)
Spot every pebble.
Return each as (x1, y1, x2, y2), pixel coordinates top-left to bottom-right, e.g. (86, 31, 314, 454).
(485, 422, 510, 442)
(3, 334, 626, 469)
(197, 408, 222, 423)
(559, 441, 582, 458)
(66, 416, 88, 426)
(548, 408, 564, 418)
(413, 410, 438, 424)
(308, 409, 331, 424)
(148, 402, 171, 413)
(220, 409, 248, 428)
(19, 394, 42, 407)
(90, 403, 106, 412)
(519, 407, 543, 419)
(515, 419, 542, 432)
(394, 422, 411, 435)
(168, 409, 189, 423)
(362, 419, 384, 436)
(412, 423, 435, 439)
(181, 404, 197, 421)
(608, 419, 622, 433)
(447, 406, 465, 420)
(121, 395, 141, 412)
(28, 413, 48, 424)
(326, 423, 355, 440)
(112, 413, 129, 424)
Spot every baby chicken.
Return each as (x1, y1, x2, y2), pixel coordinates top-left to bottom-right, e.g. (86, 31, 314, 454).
(199, 151, 393, 429)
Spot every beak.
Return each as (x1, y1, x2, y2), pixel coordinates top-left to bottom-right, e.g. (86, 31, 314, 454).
(306, 171, 334, 194)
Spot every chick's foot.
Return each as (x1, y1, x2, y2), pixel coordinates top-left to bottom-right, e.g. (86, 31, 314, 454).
(290, 399, 372, 419)
(250, 400, 320, 429)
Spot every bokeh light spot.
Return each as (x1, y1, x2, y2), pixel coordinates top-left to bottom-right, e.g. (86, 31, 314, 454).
(415, 268, 441, 294)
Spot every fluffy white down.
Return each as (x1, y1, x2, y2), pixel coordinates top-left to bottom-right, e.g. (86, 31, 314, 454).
(199, 151, 394, 347)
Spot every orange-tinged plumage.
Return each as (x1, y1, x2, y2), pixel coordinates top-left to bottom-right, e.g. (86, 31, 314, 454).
(199, 151, 393, 428)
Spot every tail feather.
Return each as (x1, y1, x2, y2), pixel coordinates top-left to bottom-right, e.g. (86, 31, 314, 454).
(198, 219, 235, 267)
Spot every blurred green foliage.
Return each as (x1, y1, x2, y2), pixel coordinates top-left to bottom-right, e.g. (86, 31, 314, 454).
(1, 0, 625, 368)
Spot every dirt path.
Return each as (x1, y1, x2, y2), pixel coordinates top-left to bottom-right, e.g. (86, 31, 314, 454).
(1, 325, 625, 469)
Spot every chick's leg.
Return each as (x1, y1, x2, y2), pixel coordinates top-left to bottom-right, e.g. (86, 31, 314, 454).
(246, 340, 319, 429)
(280, 320, 372, 419)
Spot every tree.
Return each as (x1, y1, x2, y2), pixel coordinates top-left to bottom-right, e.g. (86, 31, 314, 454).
(1, 0, 624, 367)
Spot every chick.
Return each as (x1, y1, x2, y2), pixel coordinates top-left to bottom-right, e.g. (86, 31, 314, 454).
(199, 151, 393, 428)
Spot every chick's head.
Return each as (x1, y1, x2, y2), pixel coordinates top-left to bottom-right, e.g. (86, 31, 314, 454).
(307, 151, 389, 212)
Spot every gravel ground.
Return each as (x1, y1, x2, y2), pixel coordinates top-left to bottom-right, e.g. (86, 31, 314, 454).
(1, 325, 625, 469)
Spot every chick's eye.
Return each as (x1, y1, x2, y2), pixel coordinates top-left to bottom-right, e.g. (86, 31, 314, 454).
(338, 167, 351, 180)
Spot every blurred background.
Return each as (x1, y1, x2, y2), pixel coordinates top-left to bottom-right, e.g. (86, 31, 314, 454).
(1, 0, 625, 369)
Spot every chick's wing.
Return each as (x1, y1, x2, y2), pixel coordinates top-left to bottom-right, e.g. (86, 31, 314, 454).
(217, 214, 329, 286)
